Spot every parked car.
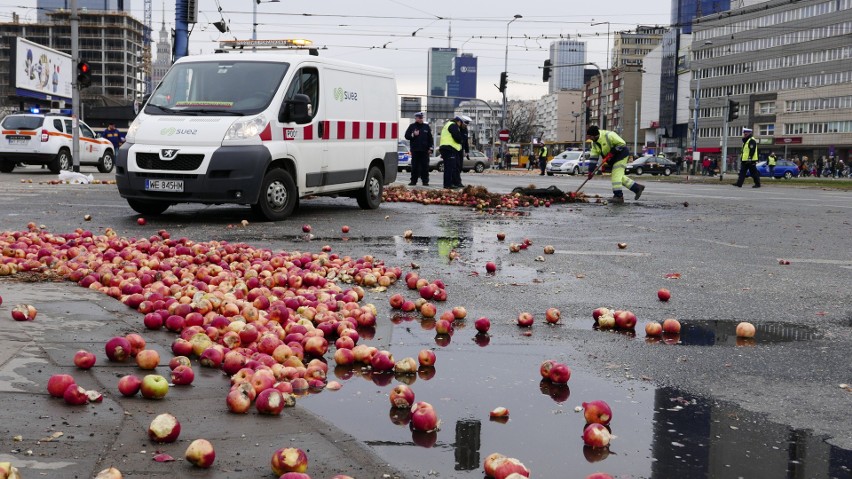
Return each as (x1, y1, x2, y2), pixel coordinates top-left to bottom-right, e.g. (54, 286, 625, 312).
(545, 150, 593, 176)
(749, 159, 800, 179)
(0, 113, 116, 173)
(430, 150, 491, 173)
(397, 142, 412, 172)
(624, 155, 676, 176)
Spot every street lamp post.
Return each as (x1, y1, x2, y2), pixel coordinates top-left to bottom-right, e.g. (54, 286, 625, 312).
(572, 112, 581, 143)
(591, 21, 611, 70)
(252, 0, 280, 42)
(500, 14, 522, 134)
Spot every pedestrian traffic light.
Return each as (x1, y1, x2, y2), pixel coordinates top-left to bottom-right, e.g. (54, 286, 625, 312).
(77, 61, 92, 89)
(498, 72, 507, 93)
(727, 100, 740, 121)
(542, 59, 552, 82)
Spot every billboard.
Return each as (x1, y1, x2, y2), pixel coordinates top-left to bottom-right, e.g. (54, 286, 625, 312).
(12, 38, 73, 101)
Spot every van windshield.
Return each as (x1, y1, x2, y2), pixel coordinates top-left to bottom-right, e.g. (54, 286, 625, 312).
(146, 61, 289, 116)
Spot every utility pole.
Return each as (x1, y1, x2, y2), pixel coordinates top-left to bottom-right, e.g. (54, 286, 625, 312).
(71, 0, 80, 173)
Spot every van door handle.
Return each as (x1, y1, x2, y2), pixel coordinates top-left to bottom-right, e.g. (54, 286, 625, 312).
(317, 121, 324, 139)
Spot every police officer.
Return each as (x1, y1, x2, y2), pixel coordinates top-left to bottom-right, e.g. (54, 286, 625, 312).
(455, 116, 473, 188)
(586, 125, 644, 204)
(404, 112, 434, 186)
(439, 116, 465, 189)
(733, 128, 761, 188)
(537, 141, 548, 175)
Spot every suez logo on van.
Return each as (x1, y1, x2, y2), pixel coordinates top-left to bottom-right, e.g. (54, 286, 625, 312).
(333, 87, 358, 102)
(160, 127, 199, 136)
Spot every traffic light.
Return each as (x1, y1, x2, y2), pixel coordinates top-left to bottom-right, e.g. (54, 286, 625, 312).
(585, 106, 591, 124)
(77, 61, 92, 89)
(542, 59, 552, 82)
(498, 72, 507, 93)
(727, 100, 740, 121)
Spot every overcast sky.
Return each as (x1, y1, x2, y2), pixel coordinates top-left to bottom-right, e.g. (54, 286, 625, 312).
(3, 1, 671, 102)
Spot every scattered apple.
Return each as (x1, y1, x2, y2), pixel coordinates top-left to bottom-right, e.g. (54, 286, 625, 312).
(135, 349, 160, 370)
(170, 365, 195, 386)
(73, 350, 97, 369)
(271, 447, 309, 476)
(140, 374, 169, 399)
(117, 374, 142, 397)
(544, 307, 561, 324)
(148, 413, 181, 443)
(662, 318, 682, 334)
(736, 321, 756, 338)
(63, 384, 89, 405)
(11, 304, 37, 321)
(185, 439, 216, 468)
(341, 225, 350, 233)
(582, 400, 613, 425)
(617, 242, 627, 249)
(516, 312, 534, 327)
(137, 217, 146, 226)
(644, 322, 663, 337)
(105, 336, 132, 362)
(302, 224, 312, 233)
(543, 245, 555, 254)
(485, 261, 497, 273)
(94, 467, 123, 479)
(657, 288, 671, 302)
(490, 407, 509, 418)
(474, 317, 491, 333)
(583, 423, 612, 448)
(47, 374, 76, 398)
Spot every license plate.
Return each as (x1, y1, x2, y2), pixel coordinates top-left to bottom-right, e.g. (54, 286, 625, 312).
(7, 138, 28, 145)
(145, 179, 184, 192)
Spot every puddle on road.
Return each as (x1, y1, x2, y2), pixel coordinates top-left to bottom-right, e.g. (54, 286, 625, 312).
(661, 320, 819, 346)
(303, 343, 852, 478)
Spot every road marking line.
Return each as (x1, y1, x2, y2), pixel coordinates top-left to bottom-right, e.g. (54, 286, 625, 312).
(785, 258, 852, 266)
(555, 250, 649, 257)
(696, 239, 748, 248)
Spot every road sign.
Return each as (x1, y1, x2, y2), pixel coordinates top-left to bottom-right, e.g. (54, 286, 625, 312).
(498, 129, 510, 142)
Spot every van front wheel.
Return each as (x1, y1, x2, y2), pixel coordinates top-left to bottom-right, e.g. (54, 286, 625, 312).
(253, 168, 297, 221)
(356, 166, 383, 210)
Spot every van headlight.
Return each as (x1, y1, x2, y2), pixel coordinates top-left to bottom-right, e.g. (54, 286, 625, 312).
(224, 114, 268, 143)
(125, 116, 144, 143)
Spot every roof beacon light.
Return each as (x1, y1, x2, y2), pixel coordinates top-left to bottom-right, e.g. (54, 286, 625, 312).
(218, 39, 313, 50)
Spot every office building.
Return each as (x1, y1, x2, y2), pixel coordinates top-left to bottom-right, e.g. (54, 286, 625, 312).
(426, 47, 458, 121)
(672, 0, 732, 34)
(446, 54, 477, 106)
(37, 0, 131, 22)
(547, 40, 585, 93)
(611, 26, 666, 70)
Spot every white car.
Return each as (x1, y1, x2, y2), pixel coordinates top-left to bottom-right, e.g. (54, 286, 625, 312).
(0, 113, 116, 173)
(545, 150, 594, 176)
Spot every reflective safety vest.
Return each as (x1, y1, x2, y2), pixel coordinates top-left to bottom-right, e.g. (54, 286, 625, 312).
(439, 121, 461, 151)
(741, 138, 758, 162)
(539, 145, 548, 159)
(768, 155, 777, 166)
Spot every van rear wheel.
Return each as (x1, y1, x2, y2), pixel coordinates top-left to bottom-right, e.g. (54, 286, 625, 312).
(127, 199, 170, 215)
(253, 168, 297, 221)
(0, 161, 14, 173)
(356, 166, 384, 210)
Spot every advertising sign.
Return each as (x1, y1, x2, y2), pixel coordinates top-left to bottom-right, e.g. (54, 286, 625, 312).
(13, 38, 73, 100)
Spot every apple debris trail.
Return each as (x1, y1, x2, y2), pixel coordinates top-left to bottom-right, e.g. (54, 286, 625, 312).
(384, 184, 592, 209)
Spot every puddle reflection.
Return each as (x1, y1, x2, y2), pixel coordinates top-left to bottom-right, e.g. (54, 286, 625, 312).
(669, 320, 818, 346)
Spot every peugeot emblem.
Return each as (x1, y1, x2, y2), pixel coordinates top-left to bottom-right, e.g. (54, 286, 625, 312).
(160, 149, 179, 160)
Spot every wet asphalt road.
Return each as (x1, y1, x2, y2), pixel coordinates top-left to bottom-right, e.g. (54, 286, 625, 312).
(0, 166, 850, 478)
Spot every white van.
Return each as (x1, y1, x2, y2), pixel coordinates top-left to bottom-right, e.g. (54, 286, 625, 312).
(116, 42, 399, 220)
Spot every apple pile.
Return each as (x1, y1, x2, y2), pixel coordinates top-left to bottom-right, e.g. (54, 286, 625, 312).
(592, 307, 637, 331)
(539, 359, 571, 384)
(46, 373, 102, 405)
(383, 184, 590, 211)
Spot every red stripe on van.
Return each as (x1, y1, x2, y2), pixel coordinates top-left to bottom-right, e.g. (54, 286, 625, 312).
(323, 121, 330, 140)
(259, 123, 272, 142)
(337, 121, 346, 139)
(352, 122, 360, 139)
(379, 122, 386, 139)
(366, 122, 374, 139)
(303, 124, 313, 140)
(391, 123, 398, 139)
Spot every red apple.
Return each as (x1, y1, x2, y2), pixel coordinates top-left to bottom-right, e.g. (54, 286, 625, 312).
(140, 374, 169, 399)
(420, 302, 437, 318)
(657, 288, 671, 302)
(516, 312, 534, 327)
(389, 293, 405, 309)
(148, 413, 181, 443)
(226, 384, 253, 414)
(271, 447, 309, 475)
(185, 439, 216, 468)
(582, 400, 613, 425)
(73, 350, 97, 369)
(135, 349, 160, 370)
(644, 322, 663, 337)
(256, 389, 286, 415)
(11, 303, 37, 321)
(736, 321, 756, 338)
(544, 307, 561, 324)
(390, 384, 415, 409)
(170, 365, 195, 385)
(117, 374, 142, 397)
(451, 306, 467, 320)
(137, 217, 146, 226)
(168, 356, 191, 370)
(474, 317, 491, 333)
(496, 232, 506, 241)
(63, 384, 89, 405)
(341, 225, 350, 233)
(47, 374, 76, 398)
(548, 362, 571, 384)
(418, 349, 436, 367)
(302, 224, 312, 233)
(614, 310, 637, 330)
(662, 318, 681, 334)
(125, 333, 146, 356)
(485, 261, 497, 273)
(105, 336, 132, 362)
(583, 423, 612, 448)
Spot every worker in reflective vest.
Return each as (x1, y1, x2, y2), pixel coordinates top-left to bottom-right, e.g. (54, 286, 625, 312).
(768, 152, 777, 179)
(733, 128, 761, 188)
(586, 125, 644, 204)
(537, 143, 548, 176)
(439, 116, 464, 189)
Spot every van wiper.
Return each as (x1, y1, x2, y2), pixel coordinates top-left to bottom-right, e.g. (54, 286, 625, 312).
(148, 104, 176, 114)
(179, 109, 245, 116)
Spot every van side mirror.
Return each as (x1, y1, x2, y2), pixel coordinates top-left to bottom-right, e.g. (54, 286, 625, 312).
(280, 93, 311, 124)
(142, 93, 151, 106)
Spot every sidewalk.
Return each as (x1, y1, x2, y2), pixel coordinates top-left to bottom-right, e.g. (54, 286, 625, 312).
(0, 279, 405, 478)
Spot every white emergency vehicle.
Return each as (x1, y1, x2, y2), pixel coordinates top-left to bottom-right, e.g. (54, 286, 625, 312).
(116, 40, 399, 220)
